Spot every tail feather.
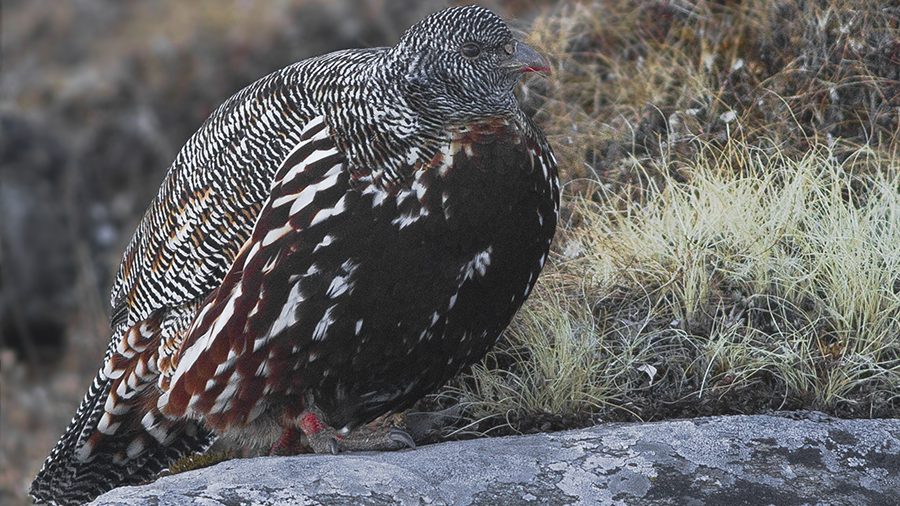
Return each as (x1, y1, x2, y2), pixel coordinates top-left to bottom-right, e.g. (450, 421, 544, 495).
(30, 370, 112, 504)
(30, 316, 215, 505)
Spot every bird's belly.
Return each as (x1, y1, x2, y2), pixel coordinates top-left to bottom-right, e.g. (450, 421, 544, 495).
(293, 174, 553, 429)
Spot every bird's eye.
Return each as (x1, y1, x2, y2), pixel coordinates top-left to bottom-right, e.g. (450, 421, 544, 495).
(503, 42, 515, 55)
(460, 42, 482, 59)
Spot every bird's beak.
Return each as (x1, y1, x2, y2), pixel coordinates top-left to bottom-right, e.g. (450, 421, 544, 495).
(502, 40, 550, 74)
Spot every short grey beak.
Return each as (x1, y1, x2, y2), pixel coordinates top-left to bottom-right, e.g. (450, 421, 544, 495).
(503, 40, 550, 74)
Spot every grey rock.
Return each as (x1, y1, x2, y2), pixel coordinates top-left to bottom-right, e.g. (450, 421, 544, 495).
(92, 414, 900, 505)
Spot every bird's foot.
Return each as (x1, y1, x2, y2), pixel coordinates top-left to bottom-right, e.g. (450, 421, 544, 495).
(338, 406, 464, 450)
(403, 404, 464, 443)
(271, 411, 418, 455)
(309, 411, 417, 454)
(269, 426, 307, 456)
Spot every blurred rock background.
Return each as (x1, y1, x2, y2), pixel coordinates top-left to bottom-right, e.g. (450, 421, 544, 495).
(0, 1, 542, 502)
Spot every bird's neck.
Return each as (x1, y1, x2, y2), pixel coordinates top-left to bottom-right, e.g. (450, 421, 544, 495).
(317, 60, 447, 186)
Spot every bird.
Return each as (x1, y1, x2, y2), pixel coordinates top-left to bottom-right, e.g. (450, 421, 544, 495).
(30, 5, 559, 505)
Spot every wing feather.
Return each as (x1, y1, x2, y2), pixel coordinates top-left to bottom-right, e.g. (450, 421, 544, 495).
(109, 68, 313, 328)
(110, 48, 388, 328)
(157, 116, 346, 428)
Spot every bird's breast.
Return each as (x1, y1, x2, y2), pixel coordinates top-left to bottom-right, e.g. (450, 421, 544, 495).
(296, 117, 558, 425)
(384, 117, 553, 239)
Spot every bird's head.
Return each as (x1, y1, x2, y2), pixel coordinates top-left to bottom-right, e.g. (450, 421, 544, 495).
(389, 5, 549, 125)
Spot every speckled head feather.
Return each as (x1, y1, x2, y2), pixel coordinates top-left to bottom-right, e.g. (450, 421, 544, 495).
(392, 6, 526, 124)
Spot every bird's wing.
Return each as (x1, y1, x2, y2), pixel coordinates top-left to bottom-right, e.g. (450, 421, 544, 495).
(157, 115, 352, 428)
(109, 67, 311, 328)
(108, 47, 389, 329)
(30, 68, 318, 505)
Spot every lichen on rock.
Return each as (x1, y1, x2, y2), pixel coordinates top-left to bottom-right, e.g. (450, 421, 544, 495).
(92, 414, 900, 505)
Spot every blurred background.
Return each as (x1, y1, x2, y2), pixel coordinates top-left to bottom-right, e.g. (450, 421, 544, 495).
(0, 0, 544, 501)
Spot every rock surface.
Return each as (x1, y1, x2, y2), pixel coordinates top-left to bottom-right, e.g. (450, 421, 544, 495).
(92, 414, 899, 505)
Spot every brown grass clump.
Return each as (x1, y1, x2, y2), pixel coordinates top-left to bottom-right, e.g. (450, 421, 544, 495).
(522, 0, 898, 183)
(443, 0, 900, 435)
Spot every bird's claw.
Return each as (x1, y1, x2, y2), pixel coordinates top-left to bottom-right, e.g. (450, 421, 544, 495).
(289, 410, 420, 454)
(326, 437, 341, 455)
(388, 427, 416, 450)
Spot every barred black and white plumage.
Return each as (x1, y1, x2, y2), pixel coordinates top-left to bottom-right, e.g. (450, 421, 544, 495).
(31, 6, 559, 505)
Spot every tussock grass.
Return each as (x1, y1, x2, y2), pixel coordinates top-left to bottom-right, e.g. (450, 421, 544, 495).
(448, 140, 899, 434)
(446, 0, 899, 435)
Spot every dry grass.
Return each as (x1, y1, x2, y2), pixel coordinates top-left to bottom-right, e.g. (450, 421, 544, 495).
(443, 0, 900, 434)
(523, 0, 897, 182)
(450, 139, 900, 434)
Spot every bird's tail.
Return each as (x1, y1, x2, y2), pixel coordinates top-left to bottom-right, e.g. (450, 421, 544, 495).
(30, 316, 214, 505)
